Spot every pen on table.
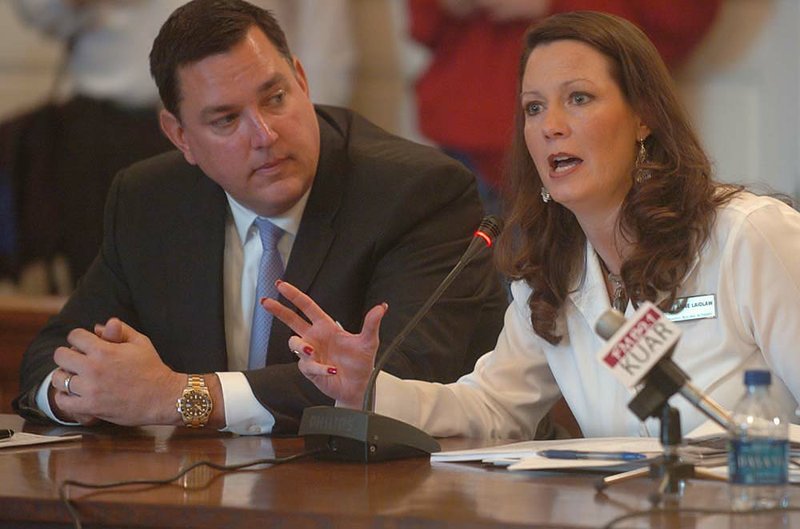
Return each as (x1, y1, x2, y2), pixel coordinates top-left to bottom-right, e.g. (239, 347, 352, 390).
(537, 449, 647, 461)
(0, 429, 14, 441)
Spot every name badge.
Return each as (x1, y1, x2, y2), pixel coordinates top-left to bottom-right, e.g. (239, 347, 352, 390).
(665, 294, 717, 322)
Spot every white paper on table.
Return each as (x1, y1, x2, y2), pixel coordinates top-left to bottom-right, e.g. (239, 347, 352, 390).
(0, 431, 81, 449)
(431, 436, 664, 470)
(687, 419, 800, 443)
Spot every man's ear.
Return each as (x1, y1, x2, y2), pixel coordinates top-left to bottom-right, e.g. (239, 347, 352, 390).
(292, 56, 310, 97)
(159, 109, 197, 165)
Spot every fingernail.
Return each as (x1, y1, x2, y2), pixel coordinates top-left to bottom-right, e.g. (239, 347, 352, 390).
(327, 367, 337, 375)
(275, 279, 283, 286)
(382, 302, 389, 311)
(260, 297, 268, 304)
(303, 345, 314, 355)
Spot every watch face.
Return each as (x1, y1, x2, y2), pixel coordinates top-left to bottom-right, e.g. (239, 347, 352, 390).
(180, 391, 211, 418)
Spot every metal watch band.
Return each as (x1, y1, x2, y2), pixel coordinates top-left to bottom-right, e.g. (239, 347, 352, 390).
(178, 375, 212, 428)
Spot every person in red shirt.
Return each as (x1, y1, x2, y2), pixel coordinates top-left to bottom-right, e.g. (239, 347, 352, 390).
(409, 0, 722, 213)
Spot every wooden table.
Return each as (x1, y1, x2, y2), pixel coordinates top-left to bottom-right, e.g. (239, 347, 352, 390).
(0, 415, 797, 529)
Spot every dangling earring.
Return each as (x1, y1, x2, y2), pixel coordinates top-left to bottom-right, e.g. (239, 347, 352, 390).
(540, 186, 551, 203)
(635, 138, 652, 184)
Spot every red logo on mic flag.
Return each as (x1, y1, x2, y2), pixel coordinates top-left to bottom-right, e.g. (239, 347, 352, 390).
(596, 302, 682, 388)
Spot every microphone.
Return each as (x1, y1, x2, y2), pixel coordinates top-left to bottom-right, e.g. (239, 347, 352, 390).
(298, 215, 504, 462)
(595, 302, 732, 429)
(363, 214, 503, 412)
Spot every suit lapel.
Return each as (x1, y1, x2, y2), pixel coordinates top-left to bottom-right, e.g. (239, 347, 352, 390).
(282, 114, 344, 292)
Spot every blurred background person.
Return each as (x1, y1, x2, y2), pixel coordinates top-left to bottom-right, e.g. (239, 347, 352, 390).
(407, 0, 722, 214)
(6, 0, 180, 294)
(262, 1, 356, 108)
(1, 0, 355, 295)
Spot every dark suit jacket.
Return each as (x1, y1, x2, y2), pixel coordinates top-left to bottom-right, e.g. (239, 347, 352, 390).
(14, 106, 507, 432)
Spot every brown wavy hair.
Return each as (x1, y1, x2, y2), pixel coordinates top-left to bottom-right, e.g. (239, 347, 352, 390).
(495, 11, 740, 345)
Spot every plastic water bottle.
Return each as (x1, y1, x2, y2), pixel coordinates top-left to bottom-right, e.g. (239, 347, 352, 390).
(728, 369, 789, 510)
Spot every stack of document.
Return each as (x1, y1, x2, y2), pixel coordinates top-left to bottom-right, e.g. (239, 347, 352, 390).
(432, 436, 664, 471)
(684, 421, 800, 483)
(432, 420, 800, 477)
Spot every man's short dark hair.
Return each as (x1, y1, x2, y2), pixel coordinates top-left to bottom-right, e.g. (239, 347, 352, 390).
(150, 0, 293, 117)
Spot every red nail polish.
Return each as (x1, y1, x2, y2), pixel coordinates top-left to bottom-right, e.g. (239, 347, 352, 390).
(303, 345, 314, 354)
(327, 367, 337, 375)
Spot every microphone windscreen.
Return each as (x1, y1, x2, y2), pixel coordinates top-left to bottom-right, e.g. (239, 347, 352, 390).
(595, 309, 626, 340)
(476, 215, 503, 245)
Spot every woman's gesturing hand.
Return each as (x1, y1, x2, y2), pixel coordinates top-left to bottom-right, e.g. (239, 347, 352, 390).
(262, 280, 388, 409)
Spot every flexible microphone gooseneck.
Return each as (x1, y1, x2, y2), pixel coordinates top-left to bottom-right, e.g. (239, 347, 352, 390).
(298, 215, 503, 462)
(362, 215, 503, 412)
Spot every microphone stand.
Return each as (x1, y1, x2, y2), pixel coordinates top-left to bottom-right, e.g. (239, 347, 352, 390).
(594, 309, 731, 503)
(595, 404, 727, 506)
(298, 216, 503, 462)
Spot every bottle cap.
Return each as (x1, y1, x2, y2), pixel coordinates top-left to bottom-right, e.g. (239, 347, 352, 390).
(744, 369, 771, 386)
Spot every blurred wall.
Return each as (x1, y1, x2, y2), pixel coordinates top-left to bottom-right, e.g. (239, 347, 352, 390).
(677, 0, 800, 199)
(0, 0, 797, 198)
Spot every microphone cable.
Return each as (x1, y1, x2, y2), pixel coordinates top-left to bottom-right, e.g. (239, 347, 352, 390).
(59, 447, 325, 529)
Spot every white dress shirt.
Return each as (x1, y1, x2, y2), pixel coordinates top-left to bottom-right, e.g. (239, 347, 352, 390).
(374, 192, 800, 439)
(217, 191, 308, 434)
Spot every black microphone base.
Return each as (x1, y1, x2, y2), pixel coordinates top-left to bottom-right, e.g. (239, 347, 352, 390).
(298, 406, 441, 463)
(628, 360, 688, 421)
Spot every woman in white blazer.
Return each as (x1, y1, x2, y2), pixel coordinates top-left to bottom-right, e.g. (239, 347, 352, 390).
(264, 11, 800, 439)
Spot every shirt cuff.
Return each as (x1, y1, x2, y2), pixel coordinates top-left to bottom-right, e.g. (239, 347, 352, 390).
(35, 370, 80, 426)
(216, 371, 275, 435)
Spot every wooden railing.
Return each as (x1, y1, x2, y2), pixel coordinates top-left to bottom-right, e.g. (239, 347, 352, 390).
(0, 295, 65, 413)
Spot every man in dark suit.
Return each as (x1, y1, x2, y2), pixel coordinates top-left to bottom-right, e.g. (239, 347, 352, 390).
(13, 0, 507, 434)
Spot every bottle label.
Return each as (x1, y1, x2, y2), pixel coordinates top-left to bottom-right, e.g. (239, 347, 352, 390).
(729, 438, 789, 485)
